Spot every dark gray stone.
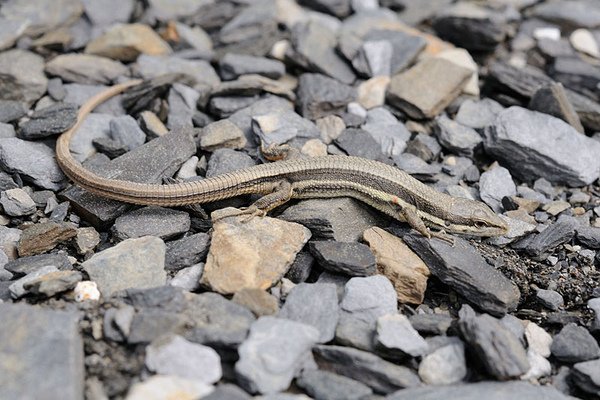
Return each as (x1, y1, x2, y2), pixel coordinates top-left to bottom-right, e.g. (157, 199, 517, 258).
(167, 83, 200, 130)
(285, 251, 314, 284)
(4, 253, 71, 276)
(128, 308, 190, 344)
(435, 114, 482, 157)
(251, 110, 320, 146)
(0, 49, 48, 105)
(297, 73, 356, 120)
(403, 233, 520, 316)
(525, 220, 577, 260)
(290, 21, 356, 84)
(235, 316, 320, 394)
(479, 166, 516, 213)
(536, 289, 564, 311)
(362, 107, 411, 157)
(361, 29, 426, 76)
(298, 0, 351, 17)
(550, 323, 600, 362)
(109, 115, 146, 151)
(386, 381, 572, 400)
(550, 57, 600, 102)
(375, 313, 428, 359)
(278, 283, 339, 343)
(313, 345, 420, 394)
(19, 102, 78, 139)
(531, 0, 600, 29)
(296, 369, 373, 400)
(408, 313, 453, 335)
(0, 138, 66, 190)
(0, 100, 27, 123)
(483, 106, 600, 186)
(219, 53, 285, 80)
(165, 233, 210, 271)
(576, 226, 600, 249)
(309, 241, 376, 277)
(529, 83, 584, 133)
(61, 129, 196, 227)
(334, 128, 387, 162)
(572, 359, 600, 395)
(112, 206, 190, 241)
(336, 275, 397, 351)
(0, 303, 83, 400)
(458, 305, 529, 379)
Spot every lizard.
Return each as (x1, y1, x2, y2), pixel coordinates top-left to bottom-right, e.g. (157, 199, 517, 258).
(56, 79, 508, 239)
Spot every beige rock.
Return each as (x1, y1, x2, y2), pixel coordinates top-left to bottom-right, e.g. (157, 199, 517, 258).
(232, 288, 280, 316)
(301, 139, 328, 157)
(139, 110, 168, 138)
(316, 115, 345, 144)
(75, 227, 100, 255)
(85, 23, 172, 62)
(363, 227, 430, 304)
(357, 75, 391, 109)
(570, 29, 600, 58)
(125, 375, 213, 400)
(435, 48, 479, 96)
(199, 119, 247, 151)
(202, 208, 311, 294)
(542, 200, 571, 216)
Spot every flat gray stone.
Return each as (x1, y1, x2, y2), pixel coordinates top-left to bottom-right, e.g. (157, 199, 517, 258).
(529, 82, 584, 133)
(0, 138, 66, 190)
(536, 288, 564, 311)
(296, 369, 373, 400)
(81, 0, 135, 26)
(550, 323, 600, 362)
(135, 54, 220, 88)
(0, 0, 83, 36)
(309, 241, 376, 277)
(484, 106, 600, 186)
(0, 17, 28, 51)
(479, 166, 517, 213)
(9, 265, 59, 299)
(375, 313, 428, 359)
(63, 83, 126, 116)
(278, 283, 339, 342)
(0, 303, 83, 400)
(167, 83, 200, 130)
(572, 359, 600, 395)
(45, 54, 129, 85)
(235, 316, 320, 394)
(82, 236, 167, 298)
(403, 233, 520, 316)
(165, 233, 210, 271)
(0, 188, 36, 216)
(435, 114, 482, 157)
(0, 100, 27, 123)
(297, 73, 356, 120)
(418, 338, 466, 385)
(455, 98, 504, 130)
(113, 206, 190, 241)
(220, 53, 285, 80)
(109, 115, 146, 151)
(18, 103, 78, 140)
(0, 49, 48, 105)
(362, 107, 410, 157)
(531, 0, 600, 29)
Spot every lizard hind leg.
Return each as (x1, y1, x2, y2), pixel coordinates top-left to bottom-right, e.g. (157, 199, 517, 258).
(212, 180, 294, 223)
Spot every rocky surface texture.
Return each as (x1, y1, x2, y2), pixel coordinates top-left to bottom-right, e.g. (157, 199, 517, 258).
(0, 0, 600, 399)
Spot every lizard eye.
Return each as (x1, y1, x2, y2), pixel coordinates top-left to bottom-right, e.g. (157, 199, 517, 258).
(474, 221, 487, 229)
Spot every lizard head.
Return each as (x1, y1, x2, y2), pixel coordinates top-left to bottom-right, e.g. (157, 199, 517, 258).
(443, 197, 509, 237)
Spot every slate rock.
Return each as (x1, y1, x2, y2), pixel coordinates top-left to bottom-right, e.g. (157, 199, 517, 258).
(418, 338, 466, 385)
(299, 0, 352, 18)
(0, 188, 36, 216)
(531, 0, 600, 29)
(408, 313, 453, 335)
(0, 303, 83, 400)
(220, 53, 285, 80)
(0, 0, 83, 36)
(375, 313, 428, 359)
(169, 263, 204, 292)
(23, 270, 82, 297)
(4, 253, 71, 276)
(403, 233, 520, 316)
(45, 54, 129, 85)
(81, 0, 135, 26)
(536, 289, 564, 311)
(232, 288, 279, 317)
(203, 384, 251, 400)
(200, 119, 247, 151)
(362, 107, 411, 157)
(63, 83, 126, 116)
(251, 110, 319, 147)
(82, 236, 167, 298)
(529, 82, 584, 133)
(109, 115, 146, 151)
(0, 17, 28, 51)
(145, 334, 222, 384)
(165, 232, 210, 271)
(289, 21, 356, 84)
(572, 359, 600, 395)
(387, 58, 472, 119)
(577, 226, 600, 249)
(135, 54, 219, 88)
(550, 57, 600, 102)
(297, 73, 356, 120)
(62, 129, 196, 227)
(0, 121, 16, 137)
(0, 49, 48, 105)
(19, 103, 78, 140)
(296, 369, 373, 400)
(458, 305, 529, 379)
(0, 100, 27, 123)
(386, 381, 572, 400)
(550, 323, 600, 362)
(360, 29, 426, 76)
(235, 316, 320, 394)
(9, 265, 59, 299)
(435, 114, 482, 157)
(206, 148, 256, 178)
(313, 345, 420, 394)
(479, 166, 517, 213)
(525, 220, 577, 260)
(167, 83, 200, 130)
(113, 206, 190, 241)
(309, 241, 376, 277)
(278, 282, 339, 342)
(0, 138, 66, 190)
(334, 128, 387, 162)
(484, 106, 600, 186)
(336, 275, 397, 351)
(17, 221, 77, 257)
(455, 98, 504, 130)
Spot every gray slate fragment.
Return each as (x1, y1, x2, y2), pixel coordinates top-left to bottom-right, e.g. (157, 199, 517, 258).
(362, 107, 410, 157)
(418, 338, 466, 385)
(455, 98, 504, 130)
(127, 308, 189, 344)
(113, 206, 190, 241)
(228, 96, 293, 147)
(81, 0, 135, 25)
(220, 53, 285, 80)
(19, 103, 78, 139)
(0, 100, 27, 123)
(408, 313, 453, 335)
(206, 148, 256, 177)
(82, 236, 167, 298)
(458, 305, 529, 379)
(278, 283, 339, 343)
(0, 188, 36, 216)
(577, 226, 600, 249)
(0, 123, 15, 138)
(484, 106, 600, 186)
(165, 233, 210, 271)
(479, 166, 516, 213)
(403, 234, 520, 316)
(168, 83, 200, 130)
(23, 270, 82, 297)
(109, 115, 146, 151)
(335, 128, 387, 162)
(0, 138, 66, 190)
(45, 54, 129, 85)
(63, 83, 125, 116)
(309, 241, 376, 277)
(550, 323, 600, 362)
(0, 49, 48, 106)
(435, 114, 482, 157)
(296, 369, 373, 400)
(4, 253, 71, 276)
(135, 54, 220, 88)
(336, 275, 397, 351)
(62, 129, 196, 227)
(572, 359, 600, 395)
(363, 29, 426, 76)
(0, 303, 83, 400)
(529, 83, 584, 133)
(525, 220, 577, 260)
(536, 289, 564, 311)
(531, 0, 600, 29)
(386, 381, 572, 400)
(297, 73, 356, 120)
(9, 265, 59, 299)
(145, 334, 222, 384)
(251, 110, 319, 146)
(375, 313, 428, 359)
(313, 345, 421, 394)
(235, 316, 320, 394)
(169, 263, 204, 292)
(550, 57, 600, 103)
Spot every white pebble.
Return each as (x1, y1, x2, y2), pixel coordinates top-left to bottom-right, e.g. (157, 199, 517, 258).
(533, 27, 561, 41)
(74, 281, 100, 302)
(570, 29, 600, 58)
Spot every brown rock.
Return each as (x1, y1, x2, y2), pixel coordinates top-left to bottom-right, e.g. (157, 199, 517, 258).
(387, 57, 472, 119)
(201, 208, 311, 294)
(232, 288, 279, 316)
(17, 221, 77, 256)
(75, 227, 100, 255)
(85, 23, 172, 62)
(363, 227, 430, 304)
(199, 119, 247, 151)
(357, 76, 390, 109)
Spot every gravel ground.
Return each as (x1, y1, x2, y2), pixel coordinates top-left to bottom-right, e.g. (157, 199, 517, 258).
(0, 0, 600, 399)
